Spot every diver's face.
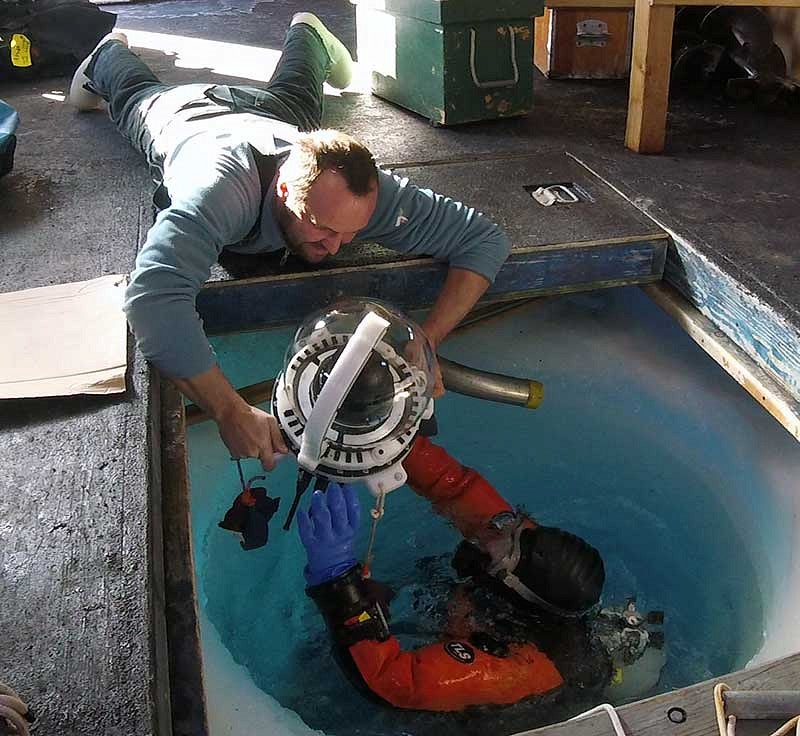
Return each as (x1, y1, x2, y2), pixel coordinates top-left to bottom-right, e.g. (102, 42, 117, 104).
(277, 169, 378, 264)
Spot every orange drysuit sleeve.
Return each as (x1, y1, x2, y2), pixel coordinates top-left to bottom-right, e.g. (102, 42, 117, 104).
(348, 637, 564, 711)
(401, 435, 516, 539)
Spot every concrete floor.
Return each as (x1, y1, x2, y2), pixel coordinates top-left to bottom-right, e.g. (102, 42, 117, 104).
(0, 0, 798, 734)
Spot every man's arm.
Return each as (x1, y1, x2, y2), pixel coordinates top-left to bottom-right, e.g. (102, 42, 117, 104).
(358, 170, 512, 281)
(417, 269, 489, 395)
(421, 267, 489, 346)
(172, 365, 287, 467)
(125, 138, 287, 467)
(357, 170, 512, 346)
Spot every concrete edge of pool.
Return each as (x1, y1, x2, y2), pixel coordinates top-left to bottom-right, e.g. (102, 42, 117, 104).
(157, 284, 800, 736)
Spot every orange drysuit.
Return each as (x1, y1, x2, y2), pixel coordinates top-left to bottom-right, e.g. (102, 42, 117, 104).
(340, 436, 566, 711)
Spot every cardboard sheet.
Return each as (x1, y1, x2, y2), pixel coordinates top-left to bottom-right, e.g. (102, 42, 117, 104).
(0, 274, 128, 399)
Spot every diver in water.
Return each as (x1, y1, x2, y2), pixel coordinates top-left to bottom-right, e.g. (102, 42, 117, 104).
(297, 436, 666, 712)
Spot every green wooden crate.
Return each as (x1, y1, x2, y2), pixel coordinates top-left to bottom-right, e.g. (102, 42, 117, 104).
(353, 0, 544, 126)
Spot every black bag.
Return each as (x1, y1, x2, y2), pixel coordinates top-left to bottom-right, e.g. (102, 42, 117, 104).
(0, 0, 116, 81)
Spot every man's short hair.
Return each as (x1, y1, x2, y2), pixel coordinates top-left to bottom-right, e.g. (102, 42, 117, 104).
(282, 129, 378, 215)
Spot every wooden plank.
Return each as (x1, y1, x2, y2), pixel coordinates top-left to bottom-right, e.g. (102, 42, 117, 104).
(514, 653, 800, 736)
(625, 0, 675, 153)
(197, 236, 667, 334)
(643, 283, 800, 442)
(533, 8, 554, 75)
(161, 380, 210, 736)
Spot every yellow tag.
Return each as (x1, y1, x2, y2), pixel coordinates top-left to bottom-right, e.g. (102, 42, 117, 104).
(10, 34, 32, 68)
(611, 667, 624, 685)
(357, 611, 372, 623)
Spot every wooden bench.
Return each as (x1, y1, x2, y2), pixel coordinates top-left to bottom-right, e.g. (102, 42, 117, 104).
(547, 0, 800, 153)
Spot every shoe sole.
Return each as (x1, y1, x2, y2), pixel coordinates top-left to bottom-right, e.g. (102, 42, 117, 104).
(69, 32, 129, 111)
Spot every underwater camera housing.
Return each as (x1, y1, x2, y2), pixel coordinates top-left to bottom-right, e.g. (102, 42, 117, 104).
(272, 298, 435, 496)
(593, 598, 667, 702)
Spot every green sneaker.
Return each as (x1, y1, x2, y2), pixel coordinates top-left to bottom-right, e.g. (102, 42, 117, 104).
(291, 12, 353, 90)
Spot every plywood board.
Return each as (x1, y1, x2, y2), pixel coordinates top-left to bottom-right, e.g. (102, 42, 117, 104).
(0, 274, 128, 398)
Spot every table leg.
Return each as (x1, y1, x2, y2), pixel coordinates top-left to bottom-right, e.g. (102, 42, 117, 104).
(624, 0, 675, 153)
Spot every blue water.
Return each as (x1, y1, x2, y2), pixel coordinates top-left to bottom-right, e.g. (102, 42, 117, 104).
(188, 286, 800, 736)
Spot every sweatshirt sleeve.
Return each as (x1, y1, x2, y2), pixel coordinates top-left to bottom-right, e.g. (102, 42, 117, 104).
(356, 169, 512, 283)
(123, 137, 262, 378)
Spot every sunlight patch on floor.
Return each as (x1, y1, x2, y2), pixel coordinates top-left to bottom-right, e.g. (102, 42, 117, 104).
(119, 28, 371, 94)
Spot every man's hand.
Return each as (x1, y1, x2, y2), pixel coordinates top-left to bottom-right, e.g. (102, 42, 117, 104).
(421, 267, 492, 399)
(217, 403, 288, 470)
(172, 364, 288, 470)
(405, 329, 445, 399)
(428, 347, 445, 398)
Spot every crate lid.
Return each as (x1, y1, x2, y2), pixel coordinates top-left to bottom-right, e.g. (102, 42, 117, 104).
(351, 0, 542, 24)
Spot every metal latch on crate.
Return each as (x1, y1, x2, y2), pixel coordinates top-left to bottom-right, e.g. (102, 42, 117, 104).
(576, 19, 610, 47)
(530, 184, 580, 206)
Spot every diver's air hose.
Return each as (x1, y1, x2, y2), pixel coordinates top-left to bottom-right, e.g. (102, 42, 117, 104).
(439, 357, 544, 409)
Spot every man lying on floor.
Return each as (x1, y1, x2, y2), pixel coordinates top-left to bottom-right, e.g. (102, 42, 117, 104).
(69, 14, 511, 471)
(297, 436, 666, 711)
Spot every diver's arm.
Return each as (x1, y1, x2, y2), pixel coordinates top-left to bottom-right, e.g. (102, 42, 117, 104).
(401, 436, 517, 541)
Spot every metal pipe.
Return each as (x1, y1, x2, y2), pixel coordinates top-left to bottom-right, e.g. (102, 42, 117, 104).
(186, 357, 543, 426)
(724, 691, 800, 720)
(440, 356, 543, 409)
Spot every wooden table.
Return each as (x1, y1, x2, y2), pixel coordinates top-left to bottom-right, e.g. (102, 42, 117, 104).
(547, 0, 800, 153)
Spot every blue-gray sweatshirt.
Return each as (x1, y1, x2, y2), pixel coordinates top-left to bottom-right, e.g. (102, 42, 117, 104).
(124, 123, 511, 378)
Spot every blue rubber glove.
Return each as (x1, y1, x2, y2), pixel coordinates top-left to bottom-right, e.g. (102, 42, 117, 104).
(297, 482, 361, 587)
